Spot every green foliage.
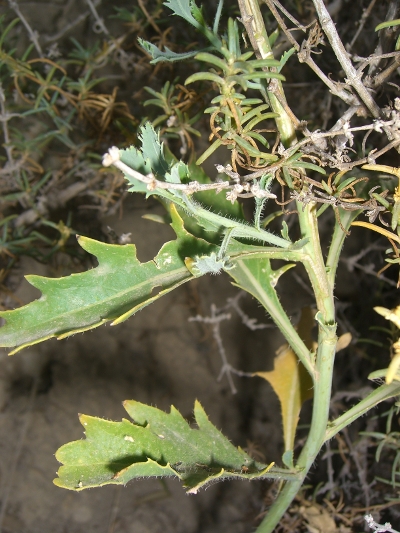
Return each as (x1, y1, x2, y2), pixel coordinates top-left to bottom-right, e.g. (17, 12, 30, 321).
(116, 124, 293, 249)
(143, 80, 202, 157)
(0, 0, 202, 281)
(54, 400, 291, 493)
(140, 0, 287, 169)
(0, 121, 297, 353)
(2, 1, 400, 531)
(0, 205, 216, 354)
(375, 19, 400, 31)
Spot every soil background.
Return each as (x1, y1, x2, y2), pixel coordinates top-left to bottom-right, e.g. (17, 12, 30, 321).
(0, 1, 399, 532)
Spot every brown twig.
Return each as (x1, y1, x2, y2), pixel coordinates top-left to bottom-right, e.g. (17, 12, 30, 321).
(311, 0, 382, 118)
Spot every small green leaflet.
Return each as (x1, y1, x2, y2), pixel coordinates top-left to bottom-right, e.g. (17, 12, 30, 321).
(138, 122, 169, 177)
(277, 48, 296, 73)
(138, 39, 200, 64)
(186, 251, 234, 276)
(54, 400, 293, 493)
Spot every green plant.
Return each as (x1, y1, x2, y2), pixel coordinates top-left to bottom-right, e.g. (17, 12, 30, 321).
(1, 0, 400, 531)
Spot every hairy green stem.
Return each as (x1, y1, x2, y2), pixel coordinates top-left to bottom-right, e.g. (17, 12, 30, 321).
(143, 186, 295, 249)
(324, 382, 400, 442)
(184, 196, 293, 248)
(233, 3, 338, 527)
(255, 202, 336, 532)
(298, 203, 333, 316)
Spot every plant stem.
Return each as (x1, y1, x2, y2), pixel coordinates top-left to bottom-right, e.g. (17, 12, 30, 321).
(255, 202, 336, 532)
(234, 3, 338, 527)
(237, 0, 297, 147)
(263, 0, 358, 107)
(256, 335, 335, 533)
(311, 0, 381, 118)
(297, 202, 333, 316)
(324, 382, 400, 441)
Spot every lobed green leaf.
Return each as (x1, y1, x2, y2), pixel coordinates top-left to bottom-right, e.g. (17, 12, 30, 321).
(164, 0, 203, 28)
(0, 207, 213, 354)
(54, 400, 284, 493)
(138, 123, 170, 177)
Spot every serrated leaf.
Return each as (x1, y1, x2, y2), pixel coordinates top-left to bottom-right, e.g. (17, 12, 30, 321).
(164, 0, 202, 29)
(119, 144, 151, 193)
(166, 160, 188, 184)
(164, 163, 245, 245)
(120, 124, 181, 192)
(0, 206, 213, 353)
(138, 123, 170, 177)
(54, 400, 279, 493)
(189, 0, 205, 25)
(282, 449, 294, 469)
(115, 134, 291, 251)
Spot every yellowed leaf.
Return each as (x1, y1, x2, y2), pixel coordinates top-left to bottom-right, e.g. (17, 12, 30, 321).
(351, 221, 400, 245)
(374, 305, 400, 329)
(336, 332, 352, 353)
(255, 307, 314, 451)
(362, 164, 400, 178)
(387, 354, 400, 384)
(374, 306, 400, 383)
